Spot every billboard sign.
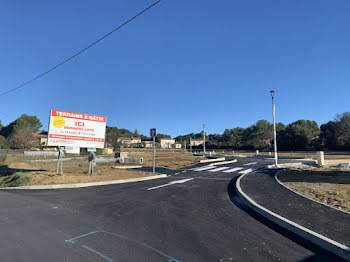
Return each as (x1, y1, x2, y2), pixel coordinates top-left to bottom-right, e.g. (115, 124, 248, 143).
(47, 109, 107, 148)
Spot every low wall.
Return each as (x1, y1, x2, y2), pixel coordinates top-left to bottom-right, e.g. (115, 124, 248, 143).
(24, 151, 62, 158)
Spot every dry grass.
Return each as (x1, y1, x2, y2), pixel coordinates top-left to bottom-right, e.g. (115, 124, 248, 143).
(278, 169, 350, 212)
(284, 182, 350, 213)
(1, 158, 153, 186)
(126, 150, 201, 169)
(0, 151, 200, 186)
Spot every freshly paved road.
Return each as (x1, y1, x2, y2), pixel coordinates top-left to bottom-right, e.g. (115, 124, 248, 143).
(0, 157, 343, 261)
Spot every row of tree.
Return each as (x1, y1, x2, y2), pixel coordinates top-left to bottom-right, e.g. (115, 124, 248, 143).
(1, 112, 350, 151)
(175, 112, 350, 151)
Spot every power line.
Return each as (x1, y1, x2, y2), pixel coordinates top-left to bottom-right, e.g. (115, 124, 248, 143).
(0, 0, 161, 98)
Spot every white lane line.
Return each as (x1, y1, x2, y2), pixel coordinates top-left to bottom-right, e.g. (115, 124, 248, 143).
(147, 178, 194, 191)
(209, 159, 237, 166)
(208, 166, 231, 172)
(193, 166, 216, 171)
(238, 168, 257, 175)
(223, 167, 244, 173)
(243, 162, 258, 166)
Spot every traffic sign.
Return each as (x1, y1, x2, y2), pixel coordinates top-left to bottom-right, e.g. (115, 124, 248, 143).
(150, 128, 157, 138)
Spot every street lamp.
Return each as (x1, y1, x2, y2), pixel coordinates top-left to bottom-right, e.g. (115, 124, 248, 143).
(270, 90, 278, 167)
(203, 123, 206, 154)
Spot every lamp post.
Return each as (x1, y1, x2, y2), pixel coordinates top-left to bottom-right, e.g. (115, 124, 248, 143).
(270, 90, 278, 167)
(203, 123, 206, 154)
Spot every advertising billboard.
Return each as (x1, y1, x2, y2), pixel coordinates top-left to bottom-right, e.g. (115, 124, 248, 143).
(47, 109, 107, 148)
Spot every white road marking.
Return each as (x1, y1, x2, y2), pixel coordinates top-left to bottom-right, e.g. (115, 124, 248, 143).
(193, 166, 216, 171)
(209, 159, 237, 166)
(243, 162, 258, 166)
(223, 167, 244, 173)
(208, 167, 231, 172)
(238, 168, 257, 175)
(147, 178, 194, 191)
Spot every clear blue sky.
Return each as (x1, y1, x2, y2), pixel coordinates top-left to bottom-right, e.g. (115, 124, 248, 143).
(0, 0, 349, 137)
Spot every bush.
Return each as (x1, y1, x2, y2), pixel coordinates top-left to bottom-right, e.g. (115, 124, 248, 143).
(0, 172, 31, 187)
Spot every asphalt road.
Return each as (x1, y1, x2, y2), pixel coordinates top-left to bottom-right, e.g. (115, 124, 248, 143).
(0, 156, 343, 262)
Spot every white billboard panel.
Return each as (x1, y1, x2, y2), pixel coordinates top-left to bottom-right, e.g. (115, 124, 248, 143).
(47, 109, 107, 148)
(65, 146, 80, 154)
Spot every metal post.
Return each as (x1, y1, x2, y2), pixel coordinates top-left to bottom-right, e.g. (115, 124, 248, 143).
(152, 136, 156, 175)
(203, 123, 206, 154)
(190, 137, 192, 153)
(270, 91, 278, 167)
(56, 147, 63, 175)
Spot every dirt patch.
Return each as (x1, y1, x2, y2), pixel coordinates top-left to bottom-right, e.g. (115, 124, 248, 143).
(125, 150, 201, 169)
(278, 170, 350, 213)
(284, 182, 350, 213)
(0, 151, 199, 186)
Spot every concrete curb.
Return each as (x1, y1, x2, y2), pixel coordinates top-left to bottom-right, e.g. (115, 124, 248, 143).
(111, 165, 142, 169)
(199, 157, 225, 163)
(236, 172, 350, 261)
(275, 170, 350, 215)
(0, 174, 168, 190)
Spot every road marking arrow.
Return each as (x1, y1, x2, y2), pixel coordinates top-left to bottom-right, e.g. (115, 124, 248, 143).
(147, 178, 194, 191)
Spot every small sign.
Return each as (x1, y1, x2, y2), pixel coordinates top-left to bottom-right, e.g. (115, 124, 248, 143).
(150, 128, 157, 138)
(65, 146, 80, 154)
(87, 148, 96, 152)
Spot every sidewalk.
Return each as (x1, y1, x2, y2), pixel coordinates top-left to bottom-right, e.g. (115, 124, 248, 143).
(238, 169, 350, 248)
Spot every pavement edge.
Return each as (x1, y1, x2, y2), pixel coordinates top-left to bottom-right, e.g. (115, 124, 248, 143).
(0, 174, 168, 190)
(236, 172, 350, 261)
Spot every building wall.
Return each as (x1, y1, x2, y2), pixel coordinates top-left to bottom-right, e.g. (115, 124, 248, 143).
(175, 143, 182, 149)
(190, 140, 203, 146)
(160, 139, 175, 149)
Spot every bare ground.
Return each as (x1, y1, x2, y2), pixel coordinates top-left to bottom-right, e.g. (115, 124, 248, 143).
(278, 169, 350, 213)
(126, 150, 201, 169)
(0, 151, 200, 186)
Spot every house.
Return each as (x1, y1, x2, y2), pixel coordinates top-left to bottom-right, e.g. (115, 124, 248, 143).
(175, 143, 182, 149)
(117, 137, 141, 145)
(144, 141, 153, 148)
(190, 139, 203, 146)
(160, 138, 175, 149)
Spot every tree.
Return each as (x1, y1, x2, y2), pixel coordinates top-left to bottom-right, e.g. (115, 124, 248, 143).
(336, 112, 350, 149)
(14, 114, 42, 131)
(0, 135, 9, 149)
(1, 114, 42, 138)
(277, 120, 320, 151)
(9, 128, 37, 149)
(222, 127, 245, 149)
(134, 129, 140, 136)
(243, 120, 273, 149)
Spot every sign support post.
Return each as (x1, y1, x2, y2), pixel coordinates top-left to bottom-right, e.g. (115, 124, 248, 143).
(150, 128, 157, 175)
(152, 136, 156, 175)
(56, 146, 64, 175)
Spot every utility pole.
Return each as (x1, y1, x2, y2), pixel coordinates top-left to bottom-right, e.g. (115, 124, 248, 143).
(203, 123, 206, 154)
(270, 90, 278, 167)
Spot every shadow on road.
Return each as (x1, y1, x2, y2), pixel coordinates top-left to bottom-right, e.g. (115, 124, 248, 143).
(226, 174, 346, 262)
